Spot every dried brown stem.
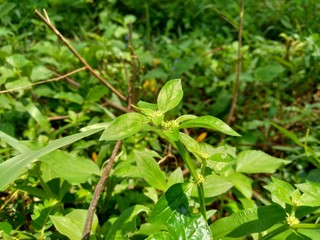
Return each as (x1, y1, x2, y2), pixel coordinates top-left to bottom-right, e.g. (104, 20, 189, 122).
(35, 9, 126, 102)
(82, 140, 122, 240)
(0, 67, 86, 94)
(227, 0, 244, 125)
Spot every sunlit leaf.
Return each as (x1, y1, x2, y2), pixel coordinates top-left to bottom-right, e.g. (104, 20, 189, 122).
(133, 149, 167, 191)
(179, 116, 240, 136)
(0, 128, 104, 191)
(167, 205, 212, 240)
(236, 150, 289, 173)
(149, 183, 193, 225)
(100, 112, 149, 141)
(210, 205, 286, 239)
(157, 79, 183, 113)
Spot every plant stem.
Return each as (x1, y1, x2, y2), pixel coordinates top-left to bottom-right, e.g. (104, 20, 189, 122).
(82, 140, 122, 240)
(174, 141, 207, 219)
(226, 0, 244, 125)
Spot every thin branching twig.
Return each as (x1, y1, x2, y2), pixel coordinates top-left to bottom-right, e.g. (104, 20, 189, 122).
(35, 9, 126, 101)
(227, 0, 244, 125)
(0, 67, 86, 94)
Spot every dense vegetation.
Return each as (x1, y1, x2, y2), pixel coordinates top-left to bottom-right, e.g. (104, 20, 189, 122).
(0, 0, 319, 239)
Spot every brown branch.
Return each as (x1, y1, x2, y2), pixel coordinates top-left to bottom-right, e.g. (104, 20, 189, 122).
(102, 99, 131, 113)
(35, 9, 126, 102)
(82, 140, 122, 240)
(0, 67, 86, 94)
(50, 70, 80, 88)
(226, 0, 244, 125)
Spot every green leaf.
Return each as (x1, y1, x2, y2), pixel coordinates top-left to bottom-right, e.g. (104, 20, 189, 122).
(0, 131, 30, 153)
(167, 167, 184, 188)
(167, 205, 213, 240)
(30, 66, 52, 82)
(146, 232, 173, 240)
(31, 199, 59, 231)
(39, 150, 100, 184)
(50, 209, 99, 240)
(179, 116, 240, 136)
(0, 128, 104, 191)
(133, 149, 167, 191)
(100, 112, 149, 141)
(54, 92, 84, 104)
(105, 205, 150, 239)
(236, 150, 289, 173)
(21, 98, 51, 132)
(0, 222, 12, 234)
(296, 182, 320, 206)
(149, 183, 193, 225)
(227, 173, 252, 199)
(210, 205, 286, 239)
(5, 77, 31, 90)
(6, 54, 29, 68)
(192, 174, 233, 198)
(179, 132, 202, 157)
(264, 177, 295, 207)
(157, 79, 183, 113)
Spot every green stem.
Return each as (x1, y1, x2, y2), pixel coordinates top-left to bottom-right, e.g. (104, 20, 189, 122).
(295, 223, 320, 229)
(175, 140, 207, 219)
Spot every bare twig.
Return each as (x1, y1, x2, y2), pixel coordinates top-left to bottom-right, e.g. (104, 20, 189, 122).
(35, 9, 126, 101)
(103, 99, 131, 113)
(0, 67, 86, 94)
(82, 140, 122, 240)
(47, 115, 69, 121)
(50, 69, 80, 88)
(226, 0, 244, 125)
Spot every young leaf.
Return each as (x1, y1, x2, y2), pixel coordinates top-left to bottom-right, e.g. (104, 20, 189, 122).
(157, 79, 183, 113)
(264, 177, 295, 206)
(133, 149, 167, 191)
(0, 128, 104, 191)
(149, 183, 193, 225)
(179, 116, 240, 136)
(210, 205, 286, 239)
(236, 150, 289, 173)
(100, 112, 149, 141)
(31, 199, 59, 231)
(105, 205, 150, 239)
(167, 205, 213, 240)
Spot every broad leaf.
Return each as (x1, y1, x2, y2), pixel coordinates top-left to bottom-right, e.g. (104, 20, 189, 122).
(149, 183, 193, 225)
(227, 173, 252, 199)
(167, 167, 184, 188)
(210, 205, 286, 239)
(167, 205, 212, 240)
(105, 205, 150, 239)
(264, 177, 295, 207)
(236, 150, 289, 173)
(0, 128, 104, 191)
(50, 209, 98, 240)
(39, 150, 100, 184)
(179, 116, 240, 136)
(296, 182, 320, 206)
(133, 149, 167, 191)
(192, 174, 233, 198)
(100, 112, 149, 141)
(157, 79, 183, 113)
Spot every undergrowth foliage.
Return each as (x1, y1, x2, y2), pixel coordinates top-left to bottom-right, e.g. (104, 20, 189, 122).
(0, 1, 320, 240)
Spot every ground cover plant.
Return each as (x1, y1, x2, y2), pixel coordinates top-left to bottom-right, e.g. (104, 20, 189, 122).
(0, 0, 320, 239)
